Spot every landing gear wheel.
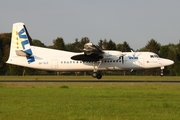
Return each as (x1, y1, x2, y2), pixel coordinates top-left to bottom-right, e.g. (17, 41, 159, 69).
(92, 72, 97, 78)
(160, 71, 163, 77)
(92, 72, 102, 79)
(160, 66, 164, 77)
(96, 73, 102, 79)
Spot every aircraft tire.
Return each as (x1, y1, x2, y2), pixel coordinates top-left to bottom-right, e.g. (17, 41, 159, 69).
(92, 72, 97, 78)
(96, 73, 102, 79)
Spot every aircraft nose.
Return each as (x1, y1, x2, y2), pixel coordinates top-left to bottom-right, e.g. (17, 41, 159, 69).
(160, 59, 174, 66)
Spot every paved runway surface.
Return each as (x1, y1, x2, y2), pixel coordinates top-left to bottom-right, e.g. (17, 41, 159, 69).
(1, 80, 180, 84)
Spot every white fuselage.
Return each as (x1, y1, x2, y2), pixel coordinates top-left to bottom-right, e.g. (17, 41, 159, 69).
(7, 46, 174, 72)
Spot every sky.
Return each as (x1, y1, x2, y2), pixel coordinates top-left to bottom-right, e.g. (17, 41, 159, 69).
(1, 0, 180, 50)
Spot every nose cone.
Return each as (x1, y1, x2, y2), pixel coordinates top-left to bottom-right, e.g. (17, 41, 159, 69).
(160, 59, 174, 66)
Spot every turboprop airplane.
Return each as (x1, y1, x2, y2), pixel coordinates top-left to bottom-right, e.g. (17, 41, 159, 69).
(6, 22, 174, 79)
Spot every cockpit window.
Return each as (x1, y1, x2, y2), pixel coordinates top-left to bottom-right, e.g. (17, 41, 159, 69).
(150, 54, 159, 58)
(154, 55, 159, 58)
(150, 55, 154, 58)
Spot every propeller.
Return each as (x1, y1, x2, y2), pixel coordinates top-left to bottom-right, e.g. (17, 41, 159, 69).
(122, 56, 124, 64)
(83, 43, 104, 55)
(119, 54, 126, 64)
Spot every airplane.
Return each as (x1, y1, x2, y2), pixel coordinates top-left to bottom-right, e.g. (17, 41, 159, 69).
(6, 22, 174, 79)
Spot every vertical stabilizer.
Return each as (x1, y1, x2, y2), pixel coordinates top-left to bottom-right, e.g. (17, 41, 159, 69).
(6, 22, 35, 64)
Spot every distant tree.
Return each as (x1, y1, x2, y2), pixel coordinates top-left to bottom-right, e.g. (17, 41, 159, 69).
(116, 41, 132, 52)
(176, 43, 180, 61)
(99, 39, 116, 50)
(80, 37, 90, 48)
(0, 33, 11, 75)
(32, 39, 46, 47)
(122, 41, 132, 52)
(167, 44, 180, 75)
(98, 39, 103, 49)
(0, 45, 4, 74)
(53, 37, 65, 50)
(145, 39, 160, 54)
(65, 43, 73, 51)
(71, 38, 81, 52)
(159, 45, 169, 58)
(137, 47, 149, 52)
(116, 43, 123, 51)
(102, 39, 108, 50)
(108, 39, 116, 50)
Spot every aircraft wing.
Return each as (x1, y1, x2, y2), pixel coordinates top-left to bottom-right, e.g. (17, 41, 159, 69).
(71, 43, 104, 61)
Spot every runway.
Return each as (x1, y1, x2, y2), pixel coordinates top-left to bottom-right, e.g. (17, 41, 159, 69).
(1, 80, 180, 84)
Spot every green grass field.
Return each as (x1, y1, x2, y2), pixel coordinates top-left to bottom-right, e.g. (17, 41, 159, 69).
(1, 81, 180, 120)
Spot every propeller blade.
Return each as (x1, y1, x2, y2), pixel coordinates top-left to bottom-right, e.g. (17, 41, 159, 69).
(122, 56, 124, 64)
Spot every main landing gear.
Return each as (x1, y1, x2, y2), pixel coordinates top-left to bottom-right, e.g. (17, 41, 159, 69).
(92, 61, 102, 79)
(92, 72, 102, 79)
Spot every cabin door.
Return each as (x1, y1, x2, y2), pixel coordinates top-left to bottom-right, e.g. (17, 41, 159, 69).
(51, 59, 58, 69)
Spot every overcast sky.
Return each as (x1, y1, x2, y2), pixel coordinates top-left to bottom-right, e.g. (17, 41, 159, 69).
(1, 0, 180, 50)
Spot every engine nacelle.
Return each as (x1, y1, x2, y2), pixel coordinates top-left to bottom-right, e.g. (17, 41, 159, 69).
(83, 43, 103, 55)
(103, 51, 123, 60)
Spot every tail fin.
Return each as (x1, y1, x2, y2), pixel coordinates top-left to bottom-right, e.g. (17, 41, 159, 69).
(6, 22, 35, 64)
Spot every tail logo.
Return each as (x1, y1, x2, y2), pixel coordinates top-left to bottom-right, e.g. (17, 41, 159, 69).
(18, 28, 35, 64)
(128, 56, 138, 59)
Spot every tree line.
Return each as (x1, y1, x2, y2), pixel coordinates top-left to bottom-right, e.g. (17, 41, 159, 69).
(0, 33, 179, 76)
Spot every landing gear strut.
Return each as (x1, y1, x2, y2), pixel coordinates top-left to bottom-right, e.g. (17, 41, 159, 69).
(92, 61, 102, 79)
(160, 66, 164, 76)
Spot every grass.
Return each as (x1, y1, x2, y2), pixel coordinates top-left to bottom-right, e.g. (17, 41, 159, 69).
(1, 83, 180, 120)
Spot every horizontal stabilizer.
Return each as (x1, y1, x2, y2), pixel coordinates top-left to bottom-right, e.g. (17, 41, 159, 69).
(15, 49, 33, 56)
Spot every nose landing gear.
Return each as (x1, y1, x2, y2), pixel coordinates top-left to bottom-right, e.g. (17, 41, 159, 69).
(160, 66, 164, 76)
